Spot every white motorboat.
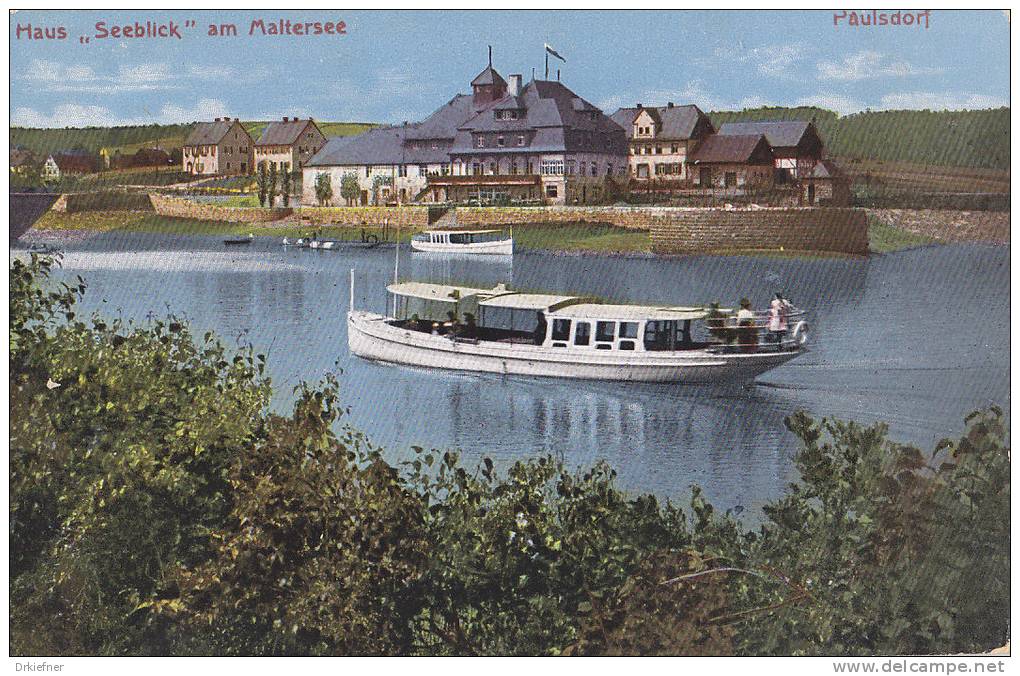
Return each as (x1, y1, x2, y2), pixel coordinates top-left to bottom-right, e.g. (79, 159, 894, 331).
(347, 280, 809, 383)
(410, 229, 513, 256)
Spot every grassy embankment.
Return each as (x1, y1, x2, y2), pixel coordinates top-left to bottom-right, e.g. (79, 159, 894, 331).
(31, 211, 651, 253)
(32, 210, 939, 255)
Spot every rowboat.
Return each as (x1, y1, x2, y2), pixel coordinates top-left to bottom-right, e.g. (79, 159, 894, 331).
(224, 233, 254, 245)
(410, 229, 513, 256)
(347, 279, 808, 383)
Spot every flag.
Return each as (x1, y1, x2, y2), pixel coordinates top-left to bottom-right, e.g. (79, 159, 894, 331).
(544, 43, 566, 62)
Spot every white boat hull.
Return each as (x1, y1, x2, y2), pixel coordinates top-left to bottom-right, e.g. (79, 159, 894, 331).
(348, 311, 802, 383)
(410, 238, 513, 256)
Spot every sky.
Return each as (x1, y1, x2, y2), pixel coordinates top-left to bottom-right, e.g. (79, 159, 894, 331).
(9, 9, 1011, 128)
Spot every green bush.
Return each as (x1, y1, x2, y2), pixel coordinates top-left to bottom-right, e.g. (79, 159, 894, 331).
(9, 254, 1009, 656)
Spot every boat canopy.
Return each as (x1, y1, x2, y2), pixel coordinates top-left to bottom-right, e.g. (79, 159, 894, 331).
(386, 282, 491, 303)
(421, 229, 503, 235)
(548, 303, 709, 321)
(386, 283, 711, 321)
(479, 292, 592, 312)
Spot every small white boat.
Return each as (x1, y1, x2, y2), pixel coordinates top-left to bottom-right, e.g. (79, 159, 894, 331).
(410, 229, 513, 256)
(347, 280, 809, 383)
(309, 239, 338, 250)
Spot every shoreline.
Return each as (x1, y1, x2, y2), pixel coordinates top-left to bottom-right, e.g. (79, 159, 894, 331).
(15, 210, 1010, 258)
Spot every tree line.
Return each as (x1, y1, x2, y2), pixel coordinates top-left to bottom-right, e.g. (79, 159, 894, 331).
(10, 254, 1010, 656)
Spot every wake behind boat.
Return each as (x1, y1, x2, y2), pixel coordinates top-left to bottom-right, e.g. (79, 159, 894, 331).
(410, 229, 513, 256)
(347, 280, 809, 383)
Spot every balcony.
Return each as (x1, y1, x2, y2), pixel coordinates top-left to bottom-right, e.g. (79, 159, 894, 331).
(426, 174, 541, 187)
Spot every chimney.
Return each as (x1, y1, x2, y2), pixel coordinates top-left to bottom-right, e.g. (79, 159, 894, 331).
(636, 103, 642, 109)
(508, 74, 522, 97)
(282, 116, 288, 122)
(667, 101, 675, 108)
(234, 117, 240, 122)
(556, 69, 560, 81)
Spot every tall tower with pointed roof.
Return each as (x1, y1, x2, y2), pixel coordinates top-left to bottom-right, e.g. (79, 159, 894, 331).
(471, 46, 507, 111)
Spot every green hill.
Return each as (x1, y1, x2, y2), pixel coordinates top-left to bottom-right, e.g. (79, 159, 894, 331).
(708, 106, 1010, 171)
(9, 121, 377, 158)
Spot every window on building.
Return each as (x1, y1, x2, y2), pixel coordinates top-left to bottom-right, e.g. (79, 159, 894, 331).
(365, 166, 371, 177)
(725, 172, 737, 187)
(398, 165, 407, 177)
(566, 160, 576, 175)
(545, 185, 558, 198)
(671, 145, 679, 153)
(497, 136, 505, 147)
(419, 165, 427, 176)
(607, 163, 613, 175)
(489, 162, 497, 174)
(540, 159, 565, 175)
(431, 142, 438, 150)
(656, 146, 662, 154)
(476, 137, 485, 148)
(516, 135, 525, 146)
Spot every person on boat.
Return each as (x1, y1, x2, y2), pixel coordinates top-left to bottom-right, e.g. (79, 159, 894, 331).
(431, 322, 440, 336)
(462, 312, 477, 338)
(443, 310, 460, 335)
(736, 298, 758, 353)
(533, 312, 547, 345)
(767, 293, 792, 350)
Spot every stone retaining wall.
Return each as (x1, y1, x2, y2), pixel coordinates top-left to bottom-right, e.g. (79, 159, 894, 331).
(454, 205, 684, 230)
(149, 194, 292, 222)
(866, 208, 1009, 244)
(649, 208, 869, 255)
(291, 206, 428, 227)
(52, 192, 155, 213)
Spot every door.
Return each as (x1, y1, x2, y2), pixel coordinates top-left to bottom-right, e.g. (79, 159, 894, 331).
(360, 190, 369, 205)
(725, 172, 737, 188)
(699, 167, 712, 187)
(807, 183, 816, 205)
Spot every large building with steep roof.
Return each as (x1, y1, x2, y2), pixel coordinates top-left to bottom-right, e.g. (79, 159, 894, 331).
(609, 103, 715, 181)
(182, 117, 254, 176)
(303, 56, 628, 206)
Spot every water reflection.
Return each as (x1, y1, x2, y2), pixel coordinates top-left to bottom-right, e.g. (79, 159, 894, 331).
(16, 231, 1009, 511)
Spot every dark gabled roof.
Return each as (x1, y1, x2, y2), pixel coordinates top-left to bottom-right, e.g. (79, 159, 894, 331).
(184, 120, 239, 146)
(450, 79, 627, 155)
(717, 121, 812, 149)
(403, 95, 476, 140)
(690, 134, 771, 163)
(610, 104, 711, 140)
(256, 119, 320, 146)
(307, 126, 407, 166)
(470, 66, 506, 87)
(807, 159, 844, 179)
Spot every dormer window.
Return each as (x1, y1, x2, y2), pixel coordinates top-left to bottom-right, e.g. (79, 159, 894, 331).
(516, 135, 525, 146)
(477, 136, 485, 148)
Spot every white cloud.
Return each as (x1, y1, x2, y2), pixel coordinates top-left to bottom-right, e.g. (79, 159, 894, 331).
(188, 64, 236, 80)
(795, 93, 865, 115)
(708, 43, 807, 79)
(600, 80, 772, 113)
(12, 103, 146, 127)
(157, 98, 232, 124)
(878, 91, 1009, 111)
(817, 50, 940, 81)
(20, 58, 182, 93)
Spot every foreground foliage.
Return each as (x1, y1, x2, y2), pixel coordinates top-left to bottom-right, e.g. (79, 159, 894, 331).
(10, 255, 1010, 656)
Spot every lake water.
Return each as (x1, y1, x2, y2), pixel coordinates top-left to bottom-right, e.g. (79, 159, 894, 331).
(13, 231, 1010, 512)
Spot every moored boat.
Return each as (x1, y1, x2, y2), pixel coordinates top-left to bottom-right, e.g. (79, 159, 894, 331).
(410, 229, 513, 256)
(347, 280, 808, 383)
(224, 233, 254, 245)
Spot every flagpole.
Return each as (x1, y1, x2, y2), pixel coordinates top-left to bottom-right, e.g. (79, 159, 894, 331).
(545, 49, 548, 79)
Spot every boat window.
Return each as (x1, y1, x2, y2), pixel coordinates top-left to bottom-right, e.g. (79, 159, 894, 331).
(596, 321, 615, 342)
(596, 344, 612, 350)
(574, 321, 591, 346)
(552, 342, 567, 348)
(551, 318, 571, 341)
(450, 233, 468, 244)
(620, 322, 639, 339)
(618, 340, 635, 351)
